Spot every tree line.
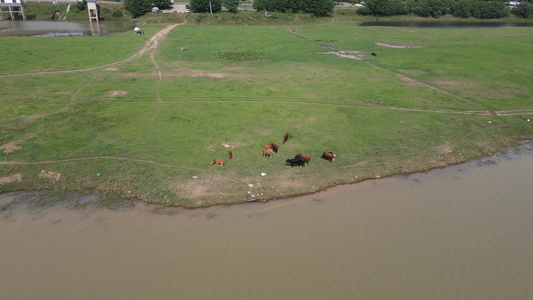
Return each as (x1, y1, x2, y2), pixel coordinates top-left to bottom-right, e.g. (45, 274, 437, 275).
(357, 0, 533, 19)
(122, 0, 532, 19)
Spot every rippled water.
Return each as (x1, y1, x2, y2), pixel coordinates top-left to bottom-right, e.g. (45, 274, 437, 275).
(0, 20, 133, 36)
(1, 142, 533, 299)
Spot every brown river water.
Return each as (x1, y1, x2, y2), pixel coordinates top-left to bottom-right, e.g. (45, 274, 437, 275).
(1, 142, 533, 299)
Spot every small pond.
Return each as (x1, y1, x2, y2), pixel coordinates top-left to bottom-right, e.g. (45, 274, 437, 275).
(359, 20, 533, 28)
(0, 20, 134, 36)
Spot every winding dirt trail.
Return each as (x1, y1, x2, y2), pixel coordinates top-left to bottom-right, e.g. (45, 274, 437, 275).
(0, 22, 184, 79)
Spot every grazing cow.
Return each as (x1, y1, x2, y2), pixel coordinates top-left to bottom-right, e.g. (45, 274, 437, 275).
(261, 148, 274, 157)
(264, 143, 279, 153)
(283, 132, 294, 143)
(286, 156, 306, 167)
(228, 151, 233, 160)
(181, 47, 187, 51)
(210, 159, 226, 166)
(296, 153, 311, 164)
(371, 52, 377, 56)
(321, 152, 336, 162)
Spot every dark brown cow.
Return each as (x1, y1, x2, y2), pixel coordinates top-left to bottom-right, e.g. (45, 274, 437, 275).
(261, 148, 274, 157)
(321, 152, 336, 162)
(210, 159, 226, 166)
(283, 133, 294, 144)
(264, 143, 279, 153)
(296, 153, 311, 164)
(228, 151, 233, 160)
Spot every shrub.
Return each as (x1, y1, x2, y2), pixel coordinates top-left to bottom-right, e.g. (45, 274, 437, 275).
(112, 9, 124, 18)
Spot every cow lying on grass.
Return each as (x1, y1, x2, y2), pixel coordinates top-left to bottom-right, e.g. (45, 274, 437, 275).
(264, 143, 278, 153)
(286, 155, 306, 167)
(210, 159, 226, 166)
(261, 148, 274, 157)
(296, 153, 311, 164)
(321, 152, 336, 162)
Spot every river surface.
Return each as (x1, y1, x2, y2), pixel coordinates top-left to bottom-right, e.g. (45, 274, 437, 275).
(1, 142, 533, 299)
(0, 20, 133, 36)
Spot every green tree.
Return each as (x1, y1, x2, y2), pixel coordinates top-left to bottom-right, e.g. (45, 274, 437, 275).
(190, 0, 223, 13)
(224, 0, 240, 13)
(76, 0, 87, 11)
(153, 0, 173, 9)
(124, 0, 151, 17)
(472, 1, 509, 19)
(306, 0, 335, 16)
(363, 0, 408, 16)
(450, 0, 474, 18)
(512, 2, 533, 18)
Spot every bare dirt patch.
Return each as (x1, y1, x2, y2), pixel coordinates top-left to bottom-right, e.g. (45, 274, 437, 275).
(0, 173, 22, 185)
(396, 74, 427, 88)
(324, 50, 366, 60)
(221, 67, 244, 71)
(105, 91, 130, 98)
(375, 42, 423, 48)
(1, 141, 22, 153)
(435, 143, 454, 154)
(39, 170, 61, 181)
(104, 68, 119, 71)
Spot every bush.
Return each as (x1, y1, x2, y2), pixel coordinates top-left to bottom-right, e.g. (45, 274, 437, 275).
(512, 2, 533, 19)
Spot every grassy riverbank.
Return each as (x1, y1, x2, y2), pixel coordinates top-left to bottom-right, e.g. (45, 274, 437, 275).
(1, 15, 533, 207)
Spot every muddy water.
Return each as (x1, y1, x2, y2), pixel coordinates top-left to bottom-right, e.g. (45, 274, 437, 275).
(2, 143, 533, 299)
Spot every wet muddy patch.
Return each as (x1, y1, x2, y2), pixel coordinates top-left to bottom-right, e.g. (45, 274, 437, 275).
(323, 50, 366, 60)
(104, 91, 130, 98)
(375, 42, 423, 48)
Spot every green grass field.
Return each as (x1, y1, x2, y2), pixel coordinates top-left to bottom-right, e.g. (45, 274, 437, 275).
(1, 14, 533, 207)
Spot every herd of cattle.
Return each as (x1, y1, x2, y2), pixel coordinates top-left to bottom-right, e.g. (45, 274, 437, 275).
(209, 132, 336, 167)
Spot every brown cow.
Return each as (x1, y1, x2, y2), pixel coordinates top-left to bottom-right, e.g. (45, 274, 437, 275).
(181, 47, 187, 51)
(321, 152, 336, 162)
(264, 143, 279, 153)
(283, 132, 294, 143)
(209, 159, 226, 166)
(261, 148, 274, 157)
(296, 153, 311, 164)
(228, 151, 233, 160)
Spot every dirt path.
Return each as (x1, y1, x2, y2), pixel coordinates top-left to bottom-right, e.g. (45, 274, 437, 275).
(0, 22, 184, 79)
